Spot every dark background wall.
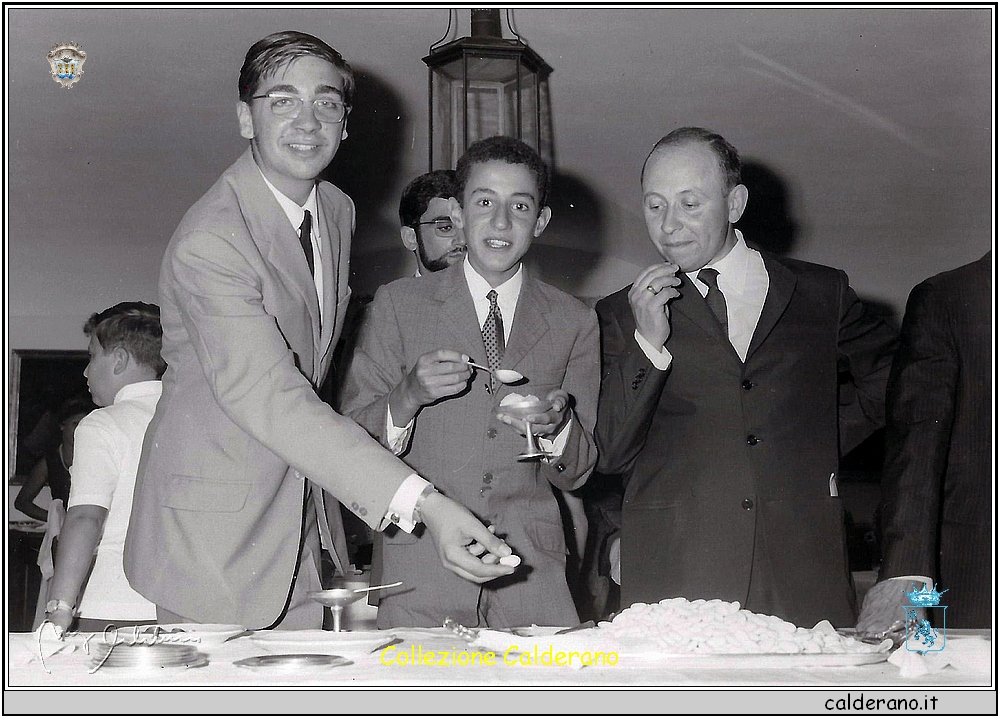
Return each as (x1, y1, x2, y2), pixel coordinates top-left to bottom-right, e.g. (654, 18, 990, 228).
(7, 7, 993, 350)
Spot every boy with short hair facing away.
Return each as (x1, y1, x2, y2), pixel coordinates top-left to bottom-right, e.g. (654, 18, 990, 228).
(343, 136, 599, 629)
(44, 302, 166, 634)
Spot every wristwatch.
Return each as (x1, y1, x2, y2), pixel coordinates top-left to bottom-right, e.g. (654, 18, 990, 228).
(45, 599, 75, 615)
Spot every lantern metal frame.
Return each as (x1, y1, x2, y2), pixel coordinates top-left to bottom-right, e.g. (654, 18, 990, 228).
(423, 10, 553, 171)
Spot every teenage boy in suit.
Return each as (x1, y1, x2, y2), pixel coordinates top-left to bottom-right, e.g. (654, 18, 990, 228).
(343, 136, 599, 629)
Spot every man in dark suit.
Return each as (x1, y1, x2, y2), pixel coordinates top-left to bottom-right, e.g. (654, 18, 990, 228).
(595, 127, 898, 628)
(342, 136, 599, 628)
(125, 31, 516, 630)
(857, 252, 992, 631)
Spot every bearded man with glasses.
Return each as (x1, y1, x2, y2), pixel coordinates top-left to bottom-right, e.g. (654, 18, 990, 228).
(125, 31, 518, 631)
(398, 170, 468, 276)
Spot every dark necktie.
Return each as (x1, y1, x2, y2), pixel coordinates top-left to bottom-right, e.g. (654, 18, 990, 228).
(299, 210, 315, 278)
(698, 267, 729, 337)
(482, 290, 505, 393)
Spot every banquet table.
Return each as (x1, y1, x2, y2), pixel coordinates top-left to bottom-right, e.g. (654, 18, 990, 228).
(6, 627, 993, 687)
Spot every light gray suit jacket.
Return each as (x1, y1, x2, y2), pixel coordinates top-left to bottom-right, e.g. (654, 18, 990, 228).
(124, 148, 415, 628)
(341, 261, 600, 628)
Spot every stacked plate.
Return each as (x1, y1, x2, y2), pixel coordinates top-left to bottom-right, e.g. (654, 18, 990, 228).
(88, 642, 208, 671)
(234, 654, 352, 672)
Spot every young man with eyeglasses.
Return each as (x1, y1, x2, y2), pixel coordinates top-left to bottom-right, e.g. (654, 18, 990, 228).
(398, 170, 467, 276)
(124, 31, 516, 631)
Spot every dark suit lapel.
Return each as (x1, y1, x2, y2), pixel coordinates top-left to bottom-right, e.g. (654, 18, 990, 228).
(671, 273, 740, 362)
(503, 270, 549, 371)
(747, 254, 796, 360)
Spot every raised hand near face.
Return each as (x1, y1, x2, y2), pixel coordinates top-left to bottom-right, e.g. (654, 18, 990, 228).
(628, 262, 682, 349)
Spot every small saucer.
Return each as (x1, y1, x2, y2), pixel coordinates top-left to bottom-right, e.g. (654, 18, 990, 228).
(234, 653, 353, 671)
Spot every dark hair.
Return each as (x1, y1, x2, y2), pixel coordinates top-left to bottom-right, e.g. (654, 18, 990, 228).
(238, 31, 355, 106)
(84, 302, 167, 378)
(642, 127, 742, 192)
(455, 135, 551, 209)
(398, 170, 459, 227)
(56, 393, 97, 424)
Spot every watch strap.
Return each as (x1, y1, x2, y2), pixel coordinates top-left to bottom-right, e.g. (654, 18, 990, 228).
(411, 484, 437, 524)
(45, 599, 75, 615)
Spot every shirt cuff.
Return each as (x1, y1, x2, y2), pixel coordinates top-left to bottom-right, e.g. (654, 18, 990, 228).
(380, 473, 433, 533)
(885, 575, 935, 588)
(538, 414, 573, 458)
(634, 329, 672, 371)
(385, 406, 415, 456)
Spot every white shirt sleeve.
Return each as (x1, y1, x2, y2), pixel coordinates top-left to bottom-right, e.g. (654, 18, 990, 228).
(66, 415, 119, 510)
(538, 414, 574, 458)
(379, 473, 433, 533)
(634, 329, 673, 371)
(885, 575, 936, 589)
(384, 405, 415, 456)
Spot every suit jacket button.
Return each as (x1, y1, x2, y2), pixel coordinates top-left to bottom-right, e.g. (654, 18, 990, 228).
(483, 473, 493, 484)
(487, 428, 497, 439)
(746, 434, 759, 445)
(554, 462, 566, 473)
(742, 380, 754, 390)
(742, 498, 754, 510)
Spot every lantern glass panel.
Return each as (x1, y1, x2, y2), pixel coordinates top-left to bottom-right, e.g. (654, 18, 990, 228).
(428, 47, 551, 170)
(519, 71, 539, 152)
(430, 58, 460, 170)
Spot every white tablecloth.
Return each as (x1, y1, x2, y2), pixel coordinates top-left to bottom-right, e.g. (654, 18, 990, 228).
(6, 628, 992, 688)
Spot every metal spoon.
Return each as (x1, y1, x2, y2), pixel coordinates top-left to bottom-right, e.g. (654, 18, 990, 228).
(353, 581, 403, 594)
(466, 361, 524, 384)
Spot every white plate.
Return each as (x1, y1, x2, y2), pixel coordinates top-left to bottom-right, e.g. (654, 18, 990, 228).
(250, 629, 394, 654)
(470, 630, 889, 668)
(632, 651, 889, 668)
(234, 653, 353, 672)
(137, 624, 247, 645)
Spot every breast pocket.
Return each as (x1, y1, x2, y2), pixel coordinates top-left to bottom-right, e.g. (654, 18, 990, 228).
(162, 475, 252, 513)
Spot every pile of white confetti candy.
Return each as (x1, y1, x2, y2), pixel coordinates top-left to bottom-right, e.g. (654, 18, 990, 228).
(594, 598, 877, 654)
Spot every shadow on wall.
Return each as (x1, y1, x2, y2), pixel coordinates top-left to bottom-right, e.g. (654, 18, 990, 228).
(322, 65, 411, 293)
(524, 170, 606, 298)
(736, 160, 799, 256)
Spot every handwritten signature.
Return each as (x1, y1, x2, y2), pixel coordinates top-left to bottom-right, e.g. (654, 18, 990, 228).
(35, 623, 201, 673)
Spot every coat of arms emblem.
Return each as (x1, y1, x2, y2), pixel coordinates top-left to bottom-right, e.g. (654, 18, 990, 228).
(46, 42, 87, 88)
